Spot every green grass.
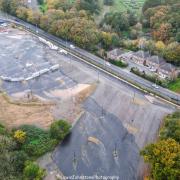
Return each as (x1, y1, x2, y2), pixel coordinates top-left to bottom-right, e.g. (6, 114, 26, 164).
(168, 78, 180, 93)
(39, 3, 48, 13)
(95, 0, 145, 24)
(101, 0, 145, 13)
(109, 59, 128, 68)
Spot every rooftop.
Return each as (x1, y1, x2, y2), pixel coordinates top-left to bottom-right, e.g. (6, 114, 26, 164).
(147, 55, 165, 65)
(160, 63, 176, 72)
(108, 48, 125, 57)
(133, 50, 150, 59)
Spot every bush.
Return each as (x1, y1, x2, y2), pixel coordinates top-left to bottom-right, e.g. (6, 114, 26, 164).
(14, 130, 26, 143)
(18, 125, 57, 157)
(23, 161, 45, 180)
(0, 123, 7, 135)
(12, 151, 29, 173)
(109, 59, 128, 68)
(50, 120, 71, 141)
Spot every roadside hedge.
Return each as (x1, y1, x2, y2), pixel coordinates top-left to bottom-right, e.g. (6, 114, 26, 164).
(130, 67, 169, 87)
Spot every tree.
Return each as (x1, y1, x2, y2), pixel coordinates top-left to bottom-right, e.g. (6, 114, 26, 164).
(103, 12, 130, 33)
(11, 151, 29, 173)
(76, 0, 100, 14)
(164, 42, 180, 65)
(128, 11, 138, 26)
(153, 23, 172, 42)
(0, 135, 17, 179)
(47, 0, 72, 11)
(141, 138, 180, 180)
(155, 41, 165, 56)
(23, 161, 45, 180)
(27, 10, 41, 25)
(50, 120, 71, 141)
(103, 0, 114, 6)
(160, 111, 180, 143)
(16, 6, 29, 21)
(101, 31, 113, 49)
(142, 0, 162, 13)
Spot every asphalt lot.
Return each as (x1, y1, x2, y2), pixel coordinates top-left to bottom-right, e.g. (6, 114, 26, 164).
(0, 27, 76, 97)
(0, 25, 176, 179)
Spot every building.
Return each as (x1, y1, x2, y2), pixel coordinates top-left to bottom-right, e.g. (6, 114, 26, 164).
(130, 50, 150, 65)
(107, 48, 125, 60)
(158, 63, 178, 80)
(145, 55, 166, 70)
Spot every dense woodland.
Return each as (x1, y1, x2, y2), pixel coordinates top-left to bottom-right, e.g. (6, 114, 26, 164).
(0, 0, 179, 65)
(141, 111, 180, 180)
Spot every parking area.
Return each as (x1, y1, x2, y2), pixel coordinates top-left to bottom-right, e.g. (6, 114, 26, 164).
(0, 25, 76, 98)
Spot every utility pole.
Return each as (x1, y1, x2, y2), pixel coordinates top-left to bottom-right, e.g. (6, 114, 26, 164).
(113, 142, 118, 158)
(72, 151, 77, 172)
(133, 91, 135, 102)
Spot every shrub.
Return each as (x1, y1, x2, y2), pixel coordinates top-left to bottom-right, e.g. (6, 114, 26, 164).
(50, 120, 71, 141)
(14, 130, 26, 143)
(18, 125, 57, 157)
(11, 151, 29, 173)
(0, 123, 7, 135)
(23, 161, 45, 180)
(109, 59, 128, 68)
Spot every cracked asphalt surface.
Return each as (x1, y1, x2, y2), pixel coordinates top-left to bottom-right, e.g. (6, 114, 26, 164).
(0, 26, 176, 179)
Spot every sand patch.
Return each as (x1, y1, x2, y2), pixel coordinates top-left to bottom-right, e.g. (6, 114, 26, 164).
(0, 93, 54, 129)
(52, 83, 97, 124)
(124, 123, 139, 134)
(49, 84, 91, 99)
(88, 136, 101, 145)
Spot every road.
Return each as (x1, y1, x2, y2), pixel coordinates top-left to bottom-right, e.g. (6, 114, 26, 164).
(0, 13, 180, 106)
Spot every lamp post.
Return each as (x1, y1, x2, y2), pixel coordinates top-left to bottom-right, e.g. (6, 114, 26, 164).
(113, 142, 118, 158)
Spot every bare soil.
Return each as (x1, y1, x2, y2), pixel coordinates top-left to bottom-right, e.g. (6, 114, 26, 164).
(0, 83, 96, 129)
(0, 93, 54, 129)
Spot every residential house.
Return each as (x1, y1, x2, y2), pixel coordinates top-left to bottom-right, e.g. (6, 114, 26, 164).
(159, 63, 178, 80)
(130, 50, 150, 65)
(145, 55, 166, 71)
(107, 48, 125, 61)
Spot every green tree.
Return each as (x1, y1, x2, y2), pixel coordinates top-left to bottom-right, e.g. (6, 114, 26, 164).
(160, 112, 180, 143)
(0, 135, 17, 179)
(50, 120, 71, 141)
(103, 11, 132, 33)
(103, 0, 114, 6)
(23, 161, 45, 180)
(11, 151, 29, 173)
(76, 0, 100, 14)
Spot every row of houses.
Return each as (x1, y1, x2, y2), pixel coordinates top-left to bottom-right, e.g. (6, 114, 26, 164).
(107, 49, 179, 79)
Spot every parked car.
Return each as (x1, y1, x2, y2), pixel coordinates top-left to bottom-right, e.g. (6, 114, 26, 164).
(70, 44, 75, 49)
(152, 84, 159, 89)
